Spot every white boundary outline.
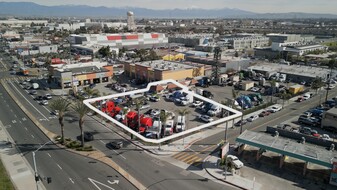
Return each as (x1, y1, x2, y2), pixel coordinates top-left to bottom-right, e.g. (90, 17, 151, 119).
(83, 79, 242, 144)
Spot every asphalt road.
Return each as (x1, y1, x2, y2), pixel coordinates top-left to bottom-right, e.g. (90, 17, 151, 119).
(5, 79, 237, 190)
(0, 83, 137, 190)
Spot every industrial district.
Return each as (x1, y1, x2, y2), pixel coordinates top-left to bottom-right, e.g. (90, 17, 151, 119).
(1, 3, 337, 190)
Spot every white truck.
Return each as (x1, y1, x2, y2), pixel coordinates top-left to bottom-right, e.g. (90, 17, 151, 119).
(207, 105, 221, 116)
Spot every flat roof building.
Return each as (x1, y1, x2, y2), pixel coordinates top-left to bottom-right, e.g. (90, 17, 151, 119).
(124, 60, 205, 82)
(50, 61, 113, 89)
(70, 33, 168, 55)
(248, 62, 336, 82)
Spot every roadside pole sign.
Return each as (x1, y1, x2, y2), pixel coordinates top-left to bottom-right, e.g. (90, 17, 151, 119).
(221, 142, 230, 159)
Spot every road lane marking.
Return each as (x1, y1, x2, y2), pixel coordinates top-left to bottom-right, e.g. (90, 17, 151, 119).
(112, 149, 126, 160)
(100, 140, 105, 144)
(180, 154, 198, 162)
(57, 164, 62, 170)
(88, 178, 115, 190)
(31, 135, 34, 138)
(22, 117, 27, 121)
(8, 81, 49, 121)
(172, 152, 189, 159)
(47, 153, 51, 157)
(14, 114, 17, 118)
(69, 178, 75, 184)
(186, 157, 202, 164)
(12, 120, 16, 123)
(24, 127, 28, 131)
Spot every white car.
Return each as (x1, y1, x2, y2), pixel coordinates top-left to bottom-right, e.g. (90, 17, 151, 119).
(326, 84, 336, 89)
(51, 110, 59, 116)
(250, 87, 260, 92)
(303, 93, 311, 100)
(40, 100, 48, 105)
(150, 109, 161, 116)
(149, 96, 160, 102)
(192, 101, 203, 107)
(199, 115, 214, 122)
(322, 134, 331, 140)
(268, 104, 283, 113)
(44, 94, 52, 100)
(227, 155, 244, 169)
(246, 115, 259, 122)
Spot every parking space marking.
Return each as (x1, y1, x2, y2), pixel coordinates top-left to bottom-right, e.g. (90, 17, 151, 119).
(47, 153, 52, 157)
(69, 178, 75, 184)
(12, 120, 16, 123)
(22, 117, 27, 121)
(31, 135, 34, 138)
(24, 127, 28, 131)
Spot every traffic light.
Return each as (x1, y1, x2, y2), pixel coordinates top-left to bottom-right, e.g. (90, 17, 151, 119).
(47, 177, 52, 184)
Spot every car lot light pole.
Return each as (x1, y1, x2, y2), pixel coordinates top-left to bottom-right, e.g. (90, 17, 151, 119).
(32, 140, 53, 190)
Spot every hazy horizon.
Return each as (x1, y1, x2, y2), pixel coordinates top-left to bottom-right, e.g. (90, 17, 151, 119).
(1, 0, 337, 14)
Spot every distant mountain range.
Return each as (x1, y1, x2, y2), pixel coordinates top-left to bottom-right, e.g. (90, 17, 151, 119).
(0, 2, 337, 19)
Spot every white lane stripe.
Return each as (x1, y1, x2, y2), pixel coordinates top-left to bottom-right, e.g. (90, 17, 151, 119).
(112, 149, 126, 160)
(47, 153, 51, 157)
(24, 127, 28, 131)
(31, 135, 34, 138)
(57, 164, 62, 170)
(8, 81, 49, 121)
(69, 178, 74, 184)
(100, 140, 105, 144)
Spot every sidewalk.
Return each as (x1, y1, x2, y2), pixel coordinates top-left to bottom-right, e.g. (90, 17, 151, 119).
(0, 123, 45, 190)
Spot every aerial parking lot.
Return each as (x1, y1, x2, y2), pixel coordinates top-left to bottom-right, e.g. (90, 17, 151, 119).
(83, 79, 242, 144)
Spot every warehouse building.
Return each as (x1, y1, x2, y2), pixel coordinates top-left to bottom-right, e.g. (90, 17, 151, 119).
(168, 34, 213, 47)
(220, 35, 269, 50)
(248, 63, 335, 83)
(70, 33, 168, 54)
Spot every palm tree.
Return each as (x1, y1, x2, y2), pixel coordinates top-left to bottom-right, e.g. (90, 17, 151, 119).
(160, 111, 172, 138)
(49, 98, 71, 144)
(177, 108, 190, 145)
(326, 59, 336, 101)
(134, 98, 144, 133)
(269, 79, 277, 103)
(72, 101, 91, 147)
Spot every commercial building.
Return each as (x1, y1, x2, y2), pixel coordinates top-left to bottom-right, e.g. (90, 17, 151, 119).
(124, 60, 205, 82)
(220, 35, 269, 50)
(168, 34, 213, 47)
(271, 42, 328, 56)
(267, 33, 302, 43)
(185, 55, 252, 73)
(248, 62, 335, 83)
(49, 61, 113, 88)
(70, 33, 168, 54)
(0, 18, 48, 26)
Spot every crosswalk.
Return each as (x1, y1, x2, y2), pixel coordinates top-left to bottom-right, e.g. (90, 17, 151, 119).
(171, 144, 217, 167)
(0, 76, 36, 83)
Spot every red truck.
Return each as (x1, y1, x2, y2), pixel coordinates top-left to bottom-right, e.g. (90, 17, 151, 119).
(123, 111, 153, 133)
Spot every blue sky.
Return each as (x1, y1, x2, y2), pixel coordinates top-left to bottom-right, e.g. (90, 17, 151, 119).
(2, 0, 337, 14)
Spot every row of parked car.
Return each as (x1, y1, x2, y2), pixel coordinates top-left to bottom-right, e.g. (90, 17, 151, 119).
(234, 104, 283, 127)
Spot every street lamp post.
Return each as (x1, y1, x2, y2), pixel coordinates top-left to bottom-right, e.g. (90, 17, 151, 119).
(32, 140, 53, 190)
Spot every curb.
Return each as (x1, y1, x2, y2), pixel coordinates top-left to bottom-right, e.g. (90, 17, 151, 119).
(203, 156, 248, 190)
(1, 81, 147, 190)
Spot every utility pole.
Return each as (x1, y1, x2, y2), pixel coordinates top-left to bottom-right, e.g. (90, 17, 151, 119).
(33, 140, 53, 190)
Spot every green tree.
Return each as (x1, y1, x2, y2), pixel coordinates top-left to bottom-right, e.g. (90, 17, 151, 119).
(72, 101, 91, 147)
(98, 46, 111, 58)
(49, 98, 71, 143)
(311, 77, 325, 94)
(234, 51, 239, 57)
